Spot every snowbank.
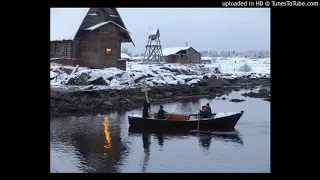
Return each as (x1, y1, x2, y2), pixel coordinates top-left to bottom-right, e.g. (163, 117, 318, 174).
(50, 57, 270, 90)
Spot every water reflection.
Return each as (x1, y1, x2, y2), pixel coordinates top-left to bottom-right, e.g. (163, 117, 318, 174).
(198, 134, 212, 151)
(129, 126, 243, 153)
(51, 115, 128, 173)
(191, 130, 243, 145)
(102, 117, 112, 156)
(155, 133, 164, 147)
(212, 131, 243, 145)
(141, 133, 151, 172)
(51, 89, 269, 173)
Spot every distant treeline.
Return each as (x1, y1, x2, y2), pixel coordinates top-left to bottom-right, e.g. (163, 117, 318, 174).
(122, 48, 270, 59)
(199, 50, 270, 59)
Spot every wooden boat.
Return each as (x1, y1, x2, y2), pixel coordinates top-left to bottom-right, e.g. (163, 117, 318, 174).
(133, 79, 244, 130)
(128, 110, 244, 130)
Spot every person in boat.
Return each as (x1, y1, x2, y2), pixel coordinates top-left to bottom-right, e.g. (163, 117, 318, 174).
(142, 98, 151, 118)
(157, 105, 167, 119)
(199, 105, 206, 118)
(206, 103, 212, 115)
(199, 105, 211, 118)
(203, 106, 211, 118)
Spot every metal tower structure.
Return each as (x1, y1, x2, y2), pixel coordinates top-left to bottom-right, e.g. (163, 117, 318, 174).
(142, 28, 165, 63)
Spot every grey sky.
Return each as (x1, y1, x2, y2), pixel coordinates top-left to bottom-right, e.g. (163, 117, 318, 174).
(118, 8, 270, 54)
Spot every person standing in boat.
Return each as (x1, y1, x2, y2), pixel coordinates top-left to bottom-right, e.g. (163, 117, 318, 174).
(142, 97, 151, 118)
(157, 105, 167, 119)
(206, 103, 212, 115)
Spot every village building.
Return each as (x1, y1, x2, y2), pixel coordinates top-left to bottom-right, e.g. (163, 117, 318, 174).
(201, 56, 214, 64)
(116, 53, 132, 71)
(50, 8, 134, 69)
(162, 46, 201, 64)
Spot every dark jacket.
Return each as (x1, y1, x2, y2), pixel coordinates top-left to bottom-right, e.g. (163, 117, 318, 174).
(203, 108, 211, 118)
(207, 106, 212, 115)
(142, 100, 150, 118)
(199, 110, 204, 118)
(158, 109, 166, 119)
(199, 106, 207, 118)
(142, 107, 149, 118)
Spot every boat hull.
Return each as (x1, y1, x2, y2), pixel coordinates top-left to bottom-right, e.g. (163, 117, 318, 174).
(128, 111, 244, 130)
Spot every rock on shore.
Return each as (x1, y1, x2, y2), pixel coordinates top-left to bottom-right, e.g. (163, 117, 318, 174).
(50, 77, 270, 116)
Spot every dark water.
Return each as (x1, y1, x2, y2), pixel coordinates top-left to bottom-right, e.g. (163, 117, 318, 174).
(50, 89, 270, 173)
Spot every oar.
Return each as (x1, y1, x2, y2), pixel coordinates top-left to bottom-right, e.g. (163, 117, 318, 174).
(197, 113, 200, 132)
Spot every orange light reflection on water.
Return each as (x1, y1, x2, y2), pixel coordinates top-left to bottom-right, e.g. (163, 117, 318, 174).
(102, 117, 112, 156)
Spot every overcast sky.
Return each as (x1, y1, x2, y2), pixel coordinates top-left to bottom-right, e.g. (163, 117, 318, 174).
(51, 8, 270, 54)
(118, 8, 270, 54)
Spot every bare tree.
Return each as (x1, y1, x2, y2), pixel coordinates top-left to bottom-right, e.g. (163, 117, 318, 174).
(121, 48, 132, 57)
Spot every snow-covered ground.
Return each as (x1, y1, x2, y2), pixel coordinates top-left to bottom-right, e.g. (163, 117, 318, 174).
(50, 57, 270, 91)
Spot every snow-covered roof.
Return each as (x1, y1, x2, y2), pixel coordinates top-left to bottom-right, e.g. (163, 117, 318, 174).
(162, 47, 191, 56)
(85, 21, 131, 34)
(121, 53, 131, 59)
(50, 8, 90, 41)
(131, 56, 144, 60)
(50, 8, 134, 46)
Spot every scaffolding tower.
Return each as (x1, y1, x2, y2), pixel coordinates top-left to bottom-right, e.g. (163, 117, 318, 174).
(142, 28, 165, 63)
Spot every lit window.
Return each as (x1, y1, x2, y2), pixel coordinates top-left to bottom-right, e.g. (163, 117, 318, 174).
(106, 48, 112, 54)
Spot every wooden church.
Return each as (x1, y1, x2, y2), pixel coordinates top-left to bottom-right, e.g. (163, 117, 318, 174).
(50, 8, 134, 69)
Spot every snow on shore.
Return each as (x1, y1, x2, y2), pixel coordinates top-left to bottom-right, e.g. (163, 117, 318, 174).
(50, 57, 270, 91)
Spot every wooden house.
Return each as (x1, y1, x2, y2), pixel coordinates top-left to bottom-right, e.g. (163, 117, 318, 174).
(162, 47, 201, 64)
(50, 8, 134, 69)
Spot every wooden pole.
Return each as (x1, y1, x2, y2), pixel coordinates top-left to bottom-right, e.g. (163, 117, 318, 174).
(141, 78, 151, 116)
(142, 78, 150, 103)
(197, 113, 200, 132)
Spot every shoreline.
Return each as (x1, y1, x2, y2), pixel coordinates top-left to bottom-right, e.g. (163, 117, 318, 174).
(50, 77, 270, 117)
